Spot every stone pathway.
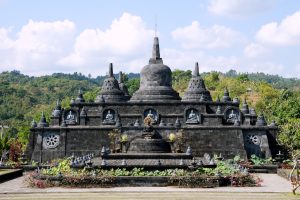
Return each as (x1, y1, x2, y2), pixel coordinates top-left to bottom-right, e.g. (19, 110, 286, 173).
(0, 173, 298, 200)
(1, 192, 299, 200)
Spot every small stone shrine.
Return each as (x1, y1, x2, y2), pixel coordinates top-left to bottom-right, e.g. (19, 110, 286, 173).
(26, 37, 279, 167)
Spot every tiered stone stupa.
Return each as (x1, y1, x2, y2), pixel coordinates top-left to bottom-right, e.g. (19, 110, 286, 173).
(130, 37, 180, 102)
(26, 36, 279, 165)
(97, 63, 127, 102)
(182, 62, 212, 102)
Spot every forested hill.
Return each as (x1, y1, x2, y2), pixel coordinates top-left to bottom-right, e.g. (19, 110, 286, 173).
(221, 70, 300, 90)
(0, 70, 299, 146)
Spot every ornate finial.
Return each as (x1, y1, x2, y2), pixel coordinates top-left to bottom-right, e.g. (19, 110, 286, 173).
(76, 88, 85, 103)
(193, 62, 200, 77)
(256, 114, 267, 126)
(149, 37, 163, 64)
(38, 112, 49, 127)
(109, 63, 113, 77)
(241, 97, 249, 114)
(52, 99, 62, 117)
(152, 37, 160, 59)
(222, 87, 231, 102)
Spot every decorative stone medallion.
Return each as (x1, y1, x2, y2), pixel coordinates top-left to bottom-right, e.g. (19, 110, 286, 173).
(246, 135, 260, 145)
(43, 133, 60, 149)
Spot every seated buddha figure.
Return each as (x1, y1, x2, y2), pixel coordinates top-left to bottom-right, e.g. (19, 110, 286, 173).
(66, 111, 76, 125)
(227, 110, 238, 123)
(103, 110, 115, 123)
(186, 109, 200, 124)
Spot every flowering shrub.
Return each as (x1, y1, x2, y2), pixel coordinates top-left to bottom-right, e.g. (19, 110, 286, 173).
(25, 158, 262, 188)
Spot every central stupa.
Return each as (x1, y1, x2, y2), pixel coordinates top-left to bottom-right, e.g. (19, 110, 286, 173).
(130, 37, 180, 102)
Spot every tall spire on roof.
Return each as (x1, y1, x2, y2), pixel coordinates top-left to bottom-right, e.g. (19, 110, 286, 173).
(182, 62, 212, 102)
(193, 62, 200, 77)
(108, 63, 113, 77)
(149, 37, 163, 64)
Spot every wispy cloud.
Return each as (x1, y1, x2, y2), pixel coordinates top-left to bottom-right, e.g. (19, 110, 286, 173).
(208, 0, 275, 17)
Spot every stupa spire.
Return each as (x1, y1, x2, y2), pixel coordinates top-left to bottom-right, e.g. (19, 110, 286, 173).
(193, 62, 200, 77)
(149, 37, 163, 64)
(109, 63, 113, 77)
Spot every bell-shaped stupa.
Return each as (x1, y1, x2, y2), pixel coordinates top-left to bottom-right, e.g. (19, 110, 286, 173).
(130, 37, 180, 102)
(96, 63, 126, 102)
(182, 62, 212, 102)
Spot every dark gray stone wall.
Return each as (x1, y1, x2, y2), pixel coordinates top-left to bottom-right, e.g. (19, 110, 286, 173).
(26, 101, 277, 162)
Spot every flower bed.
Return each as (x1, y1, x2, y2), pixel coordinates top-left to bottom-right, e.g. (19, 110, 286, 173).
(24, 158, 262, 188)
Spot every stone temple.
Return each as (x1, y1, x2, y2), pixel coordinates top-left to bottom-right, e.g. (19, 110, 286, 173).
(26, 37, 278, 166)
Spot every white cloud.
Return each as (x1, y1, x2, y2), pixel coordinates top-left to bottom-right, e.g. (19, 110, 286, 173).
(0, 28, 13, 49)
(0, 20, 76, 75)
(172, 21, 244, 49)
(163, 47, 293, 78)
(0, 13, 154, 76)
(244, 43, 268, 58)
(59, 12, 154, 75)
(208, 0, 274, 17)
(0, 12, 299, 78)
(163, 48, 239, 73)
(256, 11, 300, 46)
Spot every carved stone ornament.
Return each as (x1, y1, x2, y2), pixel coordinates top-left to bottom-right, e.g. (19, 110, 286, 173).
(43, 133, 60, 149)
(103, 109, 116, 125)
(246, 135, 260, 145)
(65, 110, 77, 125)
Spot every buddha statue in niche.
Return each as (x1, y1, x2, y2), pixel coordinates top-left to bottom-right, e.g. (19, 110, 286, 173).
(66, 111, 76, 124)
(103, 110, 114, 123)
(186, 109, 200, 124)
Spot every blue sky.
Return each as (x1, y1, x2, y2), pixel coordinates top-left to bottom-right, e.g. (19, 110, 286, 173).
(0, 0, 300, 77)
